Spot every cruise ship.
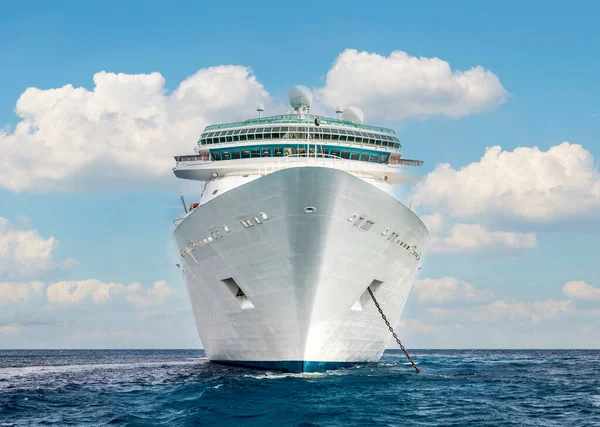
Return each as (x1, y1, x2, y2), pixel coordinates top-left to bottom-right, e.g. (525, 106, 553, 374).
(172, 86, 429, 373)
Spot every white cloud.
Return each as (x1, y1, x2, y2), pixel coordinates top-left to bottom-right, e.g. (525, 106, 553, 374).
(0, 217, 72, 280)
(413, 142, 600, 222)
(0, 66, 271, 192)
(0, 323, 23, 335)
(429, 299, 573, 324)
(430, 223, 537, 253)
(413, 277, 494, 303)
(0, 281, 45, 306)
(316, 49, 508, 120)
(420, 212, 446, 234)
(421, 213, 537, 253)
(562, 281, 600, 301)
(125, 280, 174, 310)
(46, 279, 177, 309)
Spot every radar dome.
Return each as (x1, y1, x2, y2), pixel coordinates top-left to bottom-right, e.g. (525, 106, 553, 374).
(342, 106, 364, 124)
(289, 85, 313, 110)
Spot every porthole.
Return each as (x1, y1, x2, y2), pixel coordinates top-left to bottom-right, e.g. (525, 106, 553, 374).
(304, 207, 317, 214)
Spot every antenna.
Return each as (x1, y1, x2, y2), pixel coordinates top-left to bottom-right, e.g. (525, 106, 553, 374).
(335, 106, 343, 119)
(256, 104, 264, 118)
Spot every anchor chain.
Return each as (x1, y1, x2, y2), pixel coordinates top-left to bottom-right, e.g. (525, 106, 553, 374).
(367, 287, 421, 373)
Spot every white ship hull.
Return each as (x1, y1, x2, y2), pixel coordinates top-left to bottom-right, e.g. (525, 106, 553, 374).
(173, 167, 428, 372)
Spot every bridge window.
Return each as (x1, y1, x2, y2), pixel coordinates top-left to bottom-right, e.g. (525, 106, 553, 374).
(351, 152, 360, 161)
(273, 147, 283, 157)
(231, 151, 241, 159)
(360, 153, 370, 162)
(341, 151, 350, 159)
(262, 148, 271, 157)
(250, 149, 260, 157)
(222, 152, 231, 160)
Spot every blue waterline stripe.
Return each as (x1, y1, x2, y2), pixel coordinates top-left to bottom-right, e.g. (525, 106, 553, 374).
(212, 359, 365, 373)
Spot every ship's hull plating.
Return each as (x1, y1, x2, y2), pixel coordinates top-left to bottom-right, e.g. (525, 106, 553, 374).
(173, 167, 428, 373)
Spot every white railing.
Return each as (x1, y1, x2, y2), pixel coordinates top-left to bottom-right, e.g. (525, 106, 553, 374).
(257, 154, 371, 177)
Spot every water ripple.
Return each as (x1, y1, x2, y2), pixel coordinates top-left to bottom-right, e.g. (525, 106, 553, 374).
(0, 349, 598, 426)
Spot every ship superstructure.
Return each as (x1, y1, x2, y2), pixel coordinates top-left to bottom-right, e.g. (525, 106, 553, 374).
(172, 86, 428, 372)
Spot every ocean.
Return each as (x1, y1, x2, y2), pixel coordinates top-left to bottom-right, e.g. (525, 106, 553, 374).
(0, 349, 598, 426)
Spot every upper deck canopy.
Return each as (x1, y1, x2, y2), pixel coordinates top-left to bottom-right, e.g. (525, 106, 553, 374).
(204, 114, 395, 134)
(199, 114, 401, 151)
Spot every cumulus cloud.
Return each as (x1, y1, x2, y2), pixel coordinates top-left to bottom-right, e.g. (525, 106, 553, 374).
(316, 49, 508, 119)
(0, 281, 45, 306)
(0, 217, 72, 280)
(413, 277, 494, 303)
(124, 280, 173, 310)
(413, 143, 600, 223)
(562, 281, 600, 301)
(430, 223, 537, 253)
(46, 279, 177, 309)
(429, 299, 573, 324)
(420, 213, 537, 253)
(0, 66, 271, 192)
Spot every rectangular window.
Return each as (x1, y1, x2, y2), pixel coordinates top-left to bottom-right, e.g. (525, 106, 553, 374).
(369, 154, 378, 162)
(273, 147, 283, 157)
(379, 155, 388, 163)
(360, 153, 370, 162)
(262, 148, 271, 157)
(226, 136, 233, 142)
(297, 147, 306, 155)
(350, 152, 360, 160)
(231, 151, 241, 159)
(212, 152, 222, 161)
(222, 151, 231, 160)
(219, 137, 226, 143)
(250, 149, 260, 157)
(331, 149, 341, 157)
(341, 151, 350, 159)
(241, 150, 251, 158)
(255, 133, 263, 140)
(226, 130, 234, 135)
(247, 134, 255, 140)
(233, 135, 240, 142)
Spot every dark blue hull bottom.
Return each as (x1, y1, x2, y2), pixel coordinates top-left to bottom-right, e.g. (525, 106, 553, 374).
(212, 359, 364, 373)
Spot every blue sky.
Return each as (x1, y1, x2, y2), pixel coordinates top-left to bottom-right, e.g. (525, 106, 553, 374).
(1, 0, 599, 348)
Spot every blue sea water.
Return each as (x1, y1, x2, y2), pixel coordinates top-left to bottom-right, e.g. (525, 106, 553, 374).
(0, 349, 598, 426)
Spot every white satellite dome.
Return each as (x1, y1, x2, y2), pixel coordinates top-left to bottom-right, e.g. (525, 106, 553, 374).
(342, 106, 364, 124)
(289, 85, 313, 110)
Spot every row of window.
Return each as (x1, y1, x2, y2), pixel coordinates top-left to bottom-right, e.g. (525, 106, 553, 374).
(199, 126, 401, 149)
(210, 146, 389, 163)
